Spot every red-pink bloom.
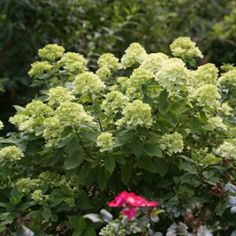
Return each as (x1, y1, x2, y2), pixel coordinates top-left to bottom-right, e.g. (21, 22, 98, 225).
(108, 191, 158, 220)
(122, 207, 137, 220)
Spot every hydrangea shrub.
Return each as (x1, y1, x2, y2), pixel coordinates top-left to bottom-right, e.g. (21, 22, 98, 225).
(0, 38, 236, 235)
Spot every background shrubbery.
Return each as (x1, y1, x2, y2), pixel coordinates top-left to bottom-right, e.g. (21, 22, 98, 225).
(1, 0, 236, 131)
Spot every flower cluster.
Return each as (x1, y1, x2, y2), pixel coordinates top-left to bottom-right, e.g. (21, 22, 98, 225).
(140, 53, 169, 73)
(219, 103, 233, 116)
(191, 63, 218, 87)
(55, 102, 94, 128)
(47, 86, 75, 106)
(170, 37, 203, 59)
(28, 61, 53, 77)
(97, 132, 114, 152)
(101, 91, 129, 115)
(57, 52, 87, 73)
(98, 53, 121, 71)
(108, 191, 157, 220)
(190, 84, 220, 109)
(0, 146, 24, 162)
(121, 43, 147, 68)
(219, 69, 236, 86)
(205, 116, 228, 131)
(216, 140, 236, 159)
(160, 132, 184, 156)
(116, 100, 153, 128)
(38, 44, 65, 61)
(73, 72, 105, 95)
(0, 120, 3, 130)
(156, 58, 189, 97)
(15, 178, 38, 194)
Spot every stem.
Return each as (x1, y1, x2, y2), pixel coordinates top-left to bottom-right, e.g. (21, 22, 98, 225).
(74, 128, 94, 159)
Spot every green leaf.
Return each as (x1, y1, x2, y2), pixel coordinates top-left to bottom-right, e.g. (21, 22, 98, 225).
(138, 156, 157, 173)
(68, 216, 86, 231)
(144, 144, 163, 157)
(121, 165, 132, 185)
(158, 90, 169, 115)
(42, 208, 52, 222)
(131, 138, 143, 158)
(189, 117, 201, 133)
(77, 164, 92, 184)
(10, 187, 22, 205)
(97, 169, 109, 190)
(84, 227, 96, 236)
(64, 137, 83, 170)
(104, 157, 116, 174)
(155, 159, 168, 177)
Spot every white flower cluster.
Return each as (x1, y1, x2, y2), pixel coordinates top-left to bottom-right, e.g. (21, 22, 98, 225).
(96, 132, 114, 152)
(0, 120, 3, 130)
(0, 146, 24, 162)
(170, 37, 203, 59)
(160, 132, 184, 156)
(38, 44, 65, 61)
(121, 43, 147, 68)
(73, 72, 105, 95)
(116, 100, 153, 128)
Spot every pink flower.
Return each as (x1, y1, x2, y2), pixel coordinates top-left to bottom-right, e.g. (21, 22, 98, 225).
(108, 191, 158, 220)
(122, 207, 137, 220)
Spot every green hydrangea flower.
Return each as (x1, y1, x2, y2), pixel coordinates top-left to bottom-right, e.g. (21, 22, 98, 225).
(38, 44, 65, 61)
(73, 72, 105, 95)
(28, 61, 53, 77)
(219, 103, 233, 115)
(205, 116, 228, 131)
(191, 63, 218, 87)
(26, 100, 54, 118)
(116, 100, 153, 128)
(0, 146, 24, 162)
(57, 52, 87, 73)
(170, 37, 203, 59)
(140, 53, 169, 73)
(16, 178, 38, 194)
(96, 66, 112, 80)
(101, 91, 129, 115)
(31, 189, 44, 202)
(190, 84, 220, 108)
(216, 140, 236, 158)
(55, 101, 94, 127)
(130, 67, 154, 88)
(47, 86, 75, 106)
(156, 58, 189, 96)
(219, 69, 236, 86)
(160, 132, 184, 156)
(43, 117, 63, 146)
(0, 120, 3, 130)
(121, 43, 147, 68)
(97, 132, 114, 152)
(98, 53, 121, 71)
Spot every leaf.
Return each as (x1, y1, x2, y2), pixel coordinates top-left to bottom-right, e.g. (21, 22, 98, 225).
(10, 187, 22, 205)
(41, 208, 52, 222)
(158, 90, 169, 115)
(83, 213, 102, 223)
(131, 138, 143, 158)
(97, 169, 109, 190)
(155, 159, 168, 177)
(64, 137, 83, 170)
(138, 156, 157, 173)
(189, 117, 201, 133)
(77, 164, 92, 184)
(68, 216, 86, 231)
(84, 227, 96, 236)
(104, 157, 116, 174)
(144, 144, 163, 157)
(121, 165, 132, 185)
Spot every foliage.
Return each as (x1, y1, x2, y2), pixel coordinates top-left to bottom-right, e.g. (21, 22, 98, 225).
(0, 38, 236, 235)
